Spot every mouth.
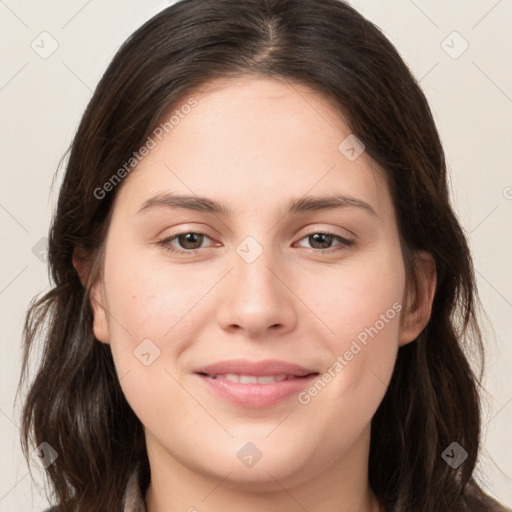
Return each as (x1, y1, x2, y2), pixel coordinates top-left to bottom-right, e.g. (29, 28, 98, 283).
(193, 359, 319, 408)
(194, 358, 318, 378)
(197, 372, 316, 383)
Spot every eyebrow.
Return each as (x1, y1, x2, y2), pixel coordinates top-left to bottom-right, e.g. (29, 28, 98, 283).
(136, 192, 378, 217)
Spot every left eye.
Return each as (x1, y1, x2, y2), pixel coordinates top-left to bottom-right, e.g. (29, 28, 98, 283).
(158, 231, 353, 255)
(295, 232, 353, 251)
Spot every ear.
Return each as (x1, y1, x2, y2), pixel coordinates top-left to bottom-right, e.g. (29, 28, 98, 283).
(72, 247, 110, 344)
(399, 251, 437, 347)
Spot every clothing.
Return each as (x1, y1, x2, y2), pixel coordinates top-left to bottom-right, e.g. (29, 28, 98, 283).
(42, 466, 146, 512)
(122, 466, 147, 512)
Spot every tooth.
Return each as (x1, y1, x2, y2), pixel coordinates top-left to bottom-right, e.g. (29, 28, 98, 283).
(207, 374, 295, 383)
(257, 376, 275, 384)
(239, 375, 258, 384)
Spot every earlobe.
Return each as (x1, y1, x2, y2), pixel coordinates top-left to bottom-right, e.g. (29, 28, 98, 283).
(89, 281, 110, 344)
(399, 251, 437, 347)
(72, 247, 110, 344)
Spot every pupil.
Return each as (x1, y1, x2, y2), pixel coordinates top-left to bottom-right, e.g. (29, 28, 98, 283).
(180, 233, 202, 249)
(311, 233, 332, 249)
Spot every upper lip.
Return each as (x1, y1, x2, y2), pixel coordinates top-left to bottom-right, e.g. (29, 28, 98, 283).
(195, 359, 318, 377)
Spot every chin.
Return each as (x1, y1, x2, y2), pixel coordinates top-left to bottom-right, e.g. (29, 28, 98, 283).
(194, 438, 319, 491)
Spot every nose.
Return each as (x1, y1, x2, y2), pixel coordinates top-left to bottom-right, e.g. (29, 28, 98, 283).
(215, 243, 298, 339)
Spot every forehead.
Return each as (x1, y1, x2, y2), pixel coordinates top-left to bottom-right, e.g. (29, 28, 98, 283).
(112, 75, 392, 219)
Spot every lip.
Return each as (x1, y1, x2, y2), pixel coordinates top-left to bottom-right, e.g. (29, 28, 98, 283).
(194, 358, 317, 377)
(194, 359, 319, 408)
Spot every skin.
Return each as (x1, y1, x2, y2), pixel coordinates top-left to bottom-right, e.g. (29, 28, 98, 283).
(74, 75, 436, 512)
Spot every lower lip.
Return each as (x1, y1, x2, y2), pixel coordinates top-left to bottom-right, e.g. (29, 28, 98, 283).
(195, 373, 318, 408)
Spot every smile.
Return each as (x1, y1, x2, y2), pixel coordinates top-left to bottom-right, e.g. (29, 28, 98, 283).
(195, 371, 319, 408)
(202, 373, 306, 383)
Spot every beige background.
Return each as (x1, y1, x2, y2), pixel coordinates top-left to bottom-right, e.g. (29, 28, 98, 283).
(1, 0, 511, 510)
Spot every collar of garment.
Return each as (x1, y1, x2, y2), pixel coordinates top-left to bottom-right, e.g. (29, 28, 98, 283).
(122, 465, 147, 512)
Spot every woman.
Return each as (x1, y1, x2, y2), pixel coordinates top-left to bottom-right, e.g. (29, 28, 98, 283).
(19, 0, 510, 511)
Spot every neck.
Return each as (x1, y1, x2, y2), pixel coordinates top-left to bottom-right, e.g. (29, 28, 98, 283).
(144, 425, 382, 512)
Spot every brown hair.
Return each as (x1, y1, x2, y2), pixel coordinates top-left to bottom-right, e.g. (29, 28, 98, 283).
(18, 0, 510, 511)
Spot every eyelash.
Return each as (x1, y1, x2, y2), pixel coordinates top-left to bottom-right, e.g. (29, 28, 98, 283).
(157, 230, 354, 255)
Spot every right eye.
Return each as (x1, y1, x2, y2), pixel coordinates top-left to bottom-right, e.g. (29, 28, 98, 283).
(158, 231, 218, 254)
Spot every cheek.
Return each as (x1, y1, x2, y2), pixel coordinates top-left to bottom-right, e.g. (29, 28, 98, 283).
(296, 295, 401, 458)
(103, 248, 207, 344)
(101, 247, 221, 401)
(303, 295, 401, 411)
(298, 250, 405, 347)
(296, 251, 404, 408)
(101, 255, 199, 425)
(99, 257, 168, 375)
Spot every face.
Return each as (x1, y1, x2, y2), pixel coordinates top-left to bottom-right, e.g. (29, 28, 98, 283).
(85, 76, 434, 492)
